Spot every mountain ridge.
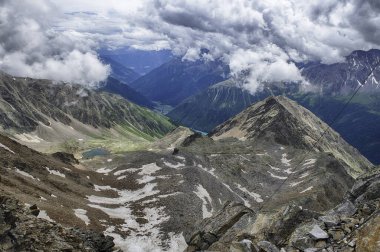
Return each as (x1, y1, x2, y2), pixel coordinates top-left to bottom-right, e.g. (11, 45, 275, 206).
(0, 71, 175, 153)
(209, 95, 373, 178)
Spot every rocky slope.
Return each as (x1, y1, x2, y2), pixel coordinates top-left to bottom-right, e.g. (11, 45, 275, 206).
(210, 96, 372, 178)
(130, 57, 229, 106)
(65, 96, 372, 251)
(185, 170, 380, 252)
(0, 133, 116, 250)
(0, 71, 175, 152)
(0, 196, 114, 251)
(0, 95, 376, 251)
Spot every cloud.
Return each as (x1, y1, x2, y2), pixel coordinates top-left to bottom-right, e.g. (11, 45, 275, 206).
(0, 0, 109, 88)
(2, 0, 380, 92)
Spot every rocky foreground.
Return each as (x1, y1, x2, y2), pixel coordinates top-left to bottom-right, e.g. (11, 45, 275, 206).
(0, 196, 114, 251)
(185, 171, 380, 252)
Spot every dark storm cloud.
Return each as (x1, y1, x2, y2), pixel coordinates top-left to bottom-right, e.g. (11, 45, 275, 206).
(349, 0, 380, 44)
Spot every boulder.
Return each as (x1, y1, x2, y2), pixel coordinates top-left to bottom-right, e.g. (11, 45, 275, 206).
(328, 201, 357, 217)
(308, 225, 329, 240)
(257, 241, 280, 252)
(230, 239, 258, 252)
(318, 215, 339, 228)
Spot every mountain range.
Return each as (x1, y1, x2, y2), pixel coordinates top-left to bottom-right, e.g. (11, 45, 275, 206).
(0, 46, 379, 252)
(0, 91, 378, 251)
(129, 57, 230, 107)
(167, 49, 380, 164)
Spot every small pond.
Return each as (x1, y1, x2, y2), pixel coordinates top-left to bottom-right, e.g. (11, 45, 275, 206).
(82, 148, 110, 159)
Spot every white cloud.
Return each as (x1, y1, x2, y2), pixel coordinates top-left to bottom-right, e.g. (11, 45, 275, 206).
(0, 0, 109, 88)
(1, 0, 380, 91)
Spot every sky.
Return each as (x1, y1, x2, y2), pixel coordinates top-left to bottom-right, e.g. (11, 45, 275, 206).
(0, 0, 379, 91)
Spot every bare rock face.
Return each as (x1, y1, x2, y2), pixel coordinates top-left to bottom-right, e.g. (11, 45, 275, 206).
(184, 171, 380, 252)
(185, 201, 255, 251)
(0, 196, 114, 252)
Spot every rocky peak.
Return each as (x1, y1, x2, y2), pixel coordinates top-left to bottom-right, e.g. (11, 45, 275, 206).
(210, 95, 373, 177)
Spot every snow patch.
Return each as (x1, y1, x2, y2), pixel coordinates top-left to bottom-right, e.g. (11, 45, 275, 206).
(15, 168, 35, 180)
(15, 133, 44, 143)
(38, 210, 54, 222)
(164, 161, 185, 169)
(300, 186, 313, 193)
(281, 154, 292, 167)
(194, 184, 213, 218)
(137, 175, 156, 184)
(113, 168, 138, 176)
(88, 183, 159, 205)
(94, 185, 118, 192)
(290, 180, 304, 187)
(96, 167, 116, 174)
(268, 164, 281, 171)
(175, 156, 186, 161)
(235, 184, 263, 203)
(303, 159, 316, 166)
(74, 209, 90, 225)
(138, 163, 161, 176)
(284, 168, 295, 174)
(267, 171, 287, 180)
(0, 143, 15, 154)
(299, 172, 310, 179)
(46, 167, 65, 178)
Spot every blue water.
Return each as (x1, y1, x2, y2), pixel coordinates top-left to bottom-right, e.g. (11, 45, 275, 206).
(82, 148, 110, 159)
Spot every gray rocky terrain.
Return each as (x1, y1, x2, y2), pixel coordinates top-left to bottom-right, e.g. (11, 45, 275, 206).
(0, 94, 378, 251)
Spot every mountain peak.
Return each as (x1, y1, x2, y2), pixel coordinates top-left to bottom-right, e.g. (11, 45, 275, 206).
(210, 95, 372, 177)
(209, 95, 301, 142)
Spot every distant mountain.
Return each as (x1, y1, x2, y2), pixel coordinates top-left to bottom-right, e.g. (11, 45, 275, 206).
(292, 92, 380, 165)
(301, 49, 380, 94)
(99, 49, 173, 75)
(99, 55, 141, 84)
(129, 58, 230, 106)
(99, 77, 154, 109)
(168, 80, 298, 132)
(0, 71, 175, 152)
(98, 56, 154, 108)
(167, 49, 380, 164)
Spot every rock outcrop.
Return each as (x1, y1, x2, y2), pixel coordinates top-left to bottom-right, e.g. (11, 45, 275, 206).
(185, 172, 380, 252)
(0, 196, 114, 251)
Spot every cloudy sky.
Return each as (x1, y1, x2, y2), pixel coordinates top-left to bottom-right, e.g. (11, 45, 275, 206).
(0, 0, 379, 90)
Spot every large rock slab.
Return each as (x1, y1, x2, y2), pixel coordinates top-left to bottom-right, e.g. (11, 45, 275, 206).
(185, 201, 255, 251)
